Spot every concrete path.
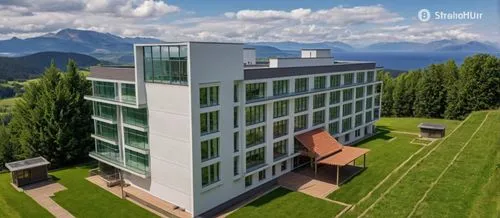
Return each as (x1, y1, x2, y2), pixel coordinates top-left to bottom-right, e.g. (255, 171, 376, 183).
(23, 181, 74, 218)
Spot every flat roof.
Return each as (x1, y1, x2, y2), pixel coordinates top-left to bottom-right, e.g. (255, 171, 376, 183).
(88, 66, 135, 82)
(418, 123, 446, 130)
(5, 157, 50, 172)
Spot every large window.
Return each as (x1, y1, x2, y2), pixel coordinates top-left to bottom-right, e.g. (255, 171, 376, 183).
(328, 121, 339, 135)
(343, 103, 353, 116)
(121, 84, 136, 103)
(313, 93, 326, 109)
(202, 162, 220, 187)
(273, 80, 289, 96)
(356, 87, 364, 99)
(143, 45, 188, 85)
(246, 83, 266, 101)
(356, 72, 365, 83)
(375, 95, 381, 106)
(93, 81, 115, 99)
(294, 115, 308, 132)
(367, 71, 375, 82)
(343, 89, 353, 101)
(355, 114, 363, 127)
(295, 78, 308, 93)
(366, 111, 372, 122)
(234, 156, 239, 176)
(374, 108, 380, 119)
(330, 75, 341, 88)
(201, 138, 219, 161)
(124, 128, 148, 149)
(245, 175, 252, 187)
(330, 90, 340, 105)
(200, 111, 219, 135)
(125, 149, 149, 172)
(246, 147, 265, 170)
(355, 100, 363, 113)
(258, 170, 266, 181)
(96, 140, 119, 161)
(273, 100, 288, 118)
(234, 83, 239, 103)
(234, 132, 239, 152)
(342, 117, 352, 132)
(314, 76, 326, 89)
(234, 107, 238, 128)
(93, 102, 116, 121)
(294, 97, 308, 113)
(200, 86, 219, 107)
(123, 107, 148, 127)
(246, 126, 265, 148)
(95, 121, 117, 141)
(366, 97, 373, 109)
(313, 110, 325, 126)
(343, 73, 354, 85)
(245, 104, 265, 126)
(367, 85, 373, 95)
(273, 140, 288, 160)
(273, 120, 288, 138)
(329, 106, 340, 120)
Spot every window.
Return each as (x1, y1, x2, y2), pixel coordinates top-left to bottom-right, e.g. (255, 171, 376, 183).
(366, 97, 373, 109)
(125, 149, 149, 172)
(202, 162, 220, 187)
(295, 78, 308, 93)
(355, 114, 363, 127)
(273, 120, 288, 138)
(258, 170, 266, 181)
(375, 84, 382, 93)
(234, 83, 239, 102)
(234, 156, 239, 176)
(345, 133, 350, 142)
(124, 128, 148, 149)
(246, 147, 265, 170)
(123, 107, 148, 127)
(330, 91, 340, 105)
(343, 89, 353, 101)
(343, 103, 353, 116)
(313, 93, 326, 109)
(374, 108, 380, 119)
(367, 71, 375, 82)
(343, 73, 354, 85)
(342, 117, 352, 132)
(355, 129, 361, 137)
(313, 110, 325, 126)
(329, 106, 340, 120)
(143, 45, 188, 85)
(273, 80, 289, 96)
(367, 85, 373, 95)
(200, 86, 219, 107)
(330, 75, 341, 88)
(93, 102, 116, 121)
(96, 140, 119, 160)
(93, 81, 115, 99)
(294, 115, 308, 132)
(245, 175, 252, 187)
(246, 83, 266, 101)
(355, 100, 363, 113)
(234, 107, 238, 128)
(246, 126, 265, 147)
(273, 140, 288, 160)
(356, 72, 365, 83)
(272, 165, 276, 176)
(329, 121, 339, 135)
(294, 97, 308, 113)
(375, 95, 381, 106)
(245, 104, 265, 126)
(273, 100, 288, 118)
(281, 161, 287, 171)
(121, 84, 136, 103)
(234, 132, 239, 152)
(314, 76, 326, 89)
(200, 111, 219, 135)
(365, 111, 372, 122)
(95, 121, 117, 141)
(201, 138, 220, 161)
(356, 87, 364, 99)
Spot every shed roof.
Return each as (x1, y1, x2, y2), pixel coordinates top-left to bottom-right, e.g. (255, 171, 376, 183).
(295, 128, 343, 159)
(418, 123, 446, 130)
(5, 157, 50, 172)
(318, 146, 370, 166)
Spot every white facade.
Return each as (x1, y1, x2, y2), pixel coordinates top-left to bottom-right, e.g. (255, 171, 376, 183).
(86, 42, 382, 217)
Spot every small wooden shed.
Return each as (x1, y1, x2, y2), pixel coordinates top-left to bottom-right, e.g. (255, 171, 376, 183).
(5, 157, 50, 187)
(418, 123, 446, 138)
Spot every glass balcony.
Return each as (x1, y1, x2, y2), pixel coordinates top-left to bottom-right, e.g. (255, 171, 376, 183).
(123, 107, 148, 128)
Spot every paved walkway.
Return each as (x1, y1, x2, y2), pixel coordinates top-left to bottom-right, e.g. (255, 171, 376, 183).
(23, 181, 74, 218)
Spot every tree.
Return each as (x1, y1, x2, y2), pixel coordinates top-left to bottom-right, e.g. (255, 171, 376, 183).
(414, 64, 447, 118)
(391, 70, 421, 117)
(379, 71, 394, 116)
(0, 125, 19, 169)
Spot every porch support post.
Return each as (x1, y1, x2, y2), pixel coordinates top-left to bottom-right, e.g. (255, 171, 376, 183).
(336, 165, 340, 185)
(363, 154, 366, 168)
(314, 160, 317, 177)
(353, 159, 356, 166)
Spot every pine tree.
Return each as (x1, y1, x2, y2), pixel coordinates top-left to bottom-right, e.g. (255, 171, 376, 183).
(414, 64, 447, 118)
(379, 71, 394, 116)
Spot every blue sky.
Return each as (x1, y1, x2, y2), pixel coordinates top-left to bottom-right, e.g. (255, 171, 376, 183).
(0, 0, 498, 45)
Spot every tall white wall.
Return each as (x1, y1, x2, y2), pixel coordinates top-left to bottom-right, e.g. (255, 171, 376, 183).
(243, 48, 256, 65)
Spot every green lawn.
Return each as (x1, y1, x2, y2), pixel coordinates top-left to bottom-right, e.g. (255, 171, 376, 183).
(377, 117, 461, 135)
(50, 165, 158, 218)
(228, 188, 345, 218)
(0, 173, 53, 218)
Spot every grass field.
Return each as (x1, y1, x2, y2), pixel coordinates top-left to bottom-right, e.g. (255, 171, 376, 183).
(377, 117, 461, 135)
(50, 165, 158, 218)
(0, 173, 53, 218)
(228, 188, 345, 218)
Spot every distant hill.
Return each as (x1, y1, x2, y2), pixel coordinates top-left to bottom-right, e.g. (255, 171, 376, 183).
(0, 51, 101, 80)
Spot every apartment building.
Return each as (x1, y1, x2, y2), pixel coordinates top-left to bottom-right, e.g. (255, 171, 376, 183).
(84, 42, 382, 217)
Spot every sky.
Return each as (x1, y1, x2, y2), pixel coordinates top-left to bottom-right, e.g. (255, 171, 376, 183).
(0, 0, 498, 46)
